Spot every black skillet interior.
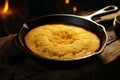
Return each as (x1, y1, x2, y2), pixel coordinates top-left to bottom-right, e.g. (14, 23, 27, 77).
(18, 14, 107, 62)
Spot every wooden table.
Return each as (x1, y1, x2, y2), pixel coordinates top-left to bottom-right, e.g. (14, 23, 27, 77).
(0, 14, 120, 80)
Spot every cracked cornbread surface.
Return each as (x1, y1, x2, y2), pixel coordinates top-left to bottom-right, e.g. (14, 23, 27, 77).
(25, 24, 100, 60)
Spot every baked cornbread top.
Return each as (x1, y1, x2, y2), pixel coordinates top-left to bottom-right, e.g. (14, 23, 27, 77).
(25, 24, 100, 60)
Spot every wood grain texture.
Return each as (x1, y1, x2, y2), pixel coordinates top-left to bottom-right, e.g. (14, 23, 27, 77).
(0, 19, 120, 80)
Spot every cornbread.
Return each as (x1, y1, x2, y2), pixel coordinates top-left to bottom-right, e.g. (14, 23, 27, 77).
(25, 24, 100, 60)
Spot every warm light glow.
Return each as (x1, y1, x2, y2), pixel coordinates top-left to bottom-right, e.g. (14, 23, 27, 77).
(65, 0, 70, 4)
(0, 0, 12, 19)
(73, 6, 77, 13)
(3, 0, 9, 13)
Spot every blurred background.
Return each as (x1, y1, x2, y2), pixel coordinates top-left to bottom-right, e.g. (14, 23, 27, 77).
(0, 0, 120, 37)
(28, 0, 120, 18)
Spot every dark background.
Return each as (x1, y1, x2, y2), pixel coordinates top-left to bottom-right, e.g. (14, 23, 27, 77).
(0, 0, 120, 18)
(28, 0, 120, 18)
(0, 0, 120, 36)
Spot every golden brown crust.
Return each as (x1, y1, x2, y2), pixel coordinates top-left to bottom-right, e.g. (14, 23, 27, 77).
(25, 24, 100, 60)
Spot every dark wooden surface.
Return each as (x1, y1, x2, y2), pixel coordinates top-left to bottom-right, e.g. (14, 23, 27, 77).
(0, 13, 120, 80)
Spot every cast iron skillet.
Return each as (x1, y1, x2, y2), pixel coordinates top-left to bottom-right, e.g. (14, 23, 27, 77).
(17, 5, 118, 62)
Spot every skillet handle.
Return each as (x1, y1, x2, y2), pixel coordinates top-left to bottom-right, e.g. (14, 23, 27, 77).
(83, 5, 119, 21)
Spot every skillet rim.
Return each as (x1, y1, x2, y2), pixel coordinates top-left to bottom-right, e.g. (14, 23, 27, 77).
(18, 14, 108, 61)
